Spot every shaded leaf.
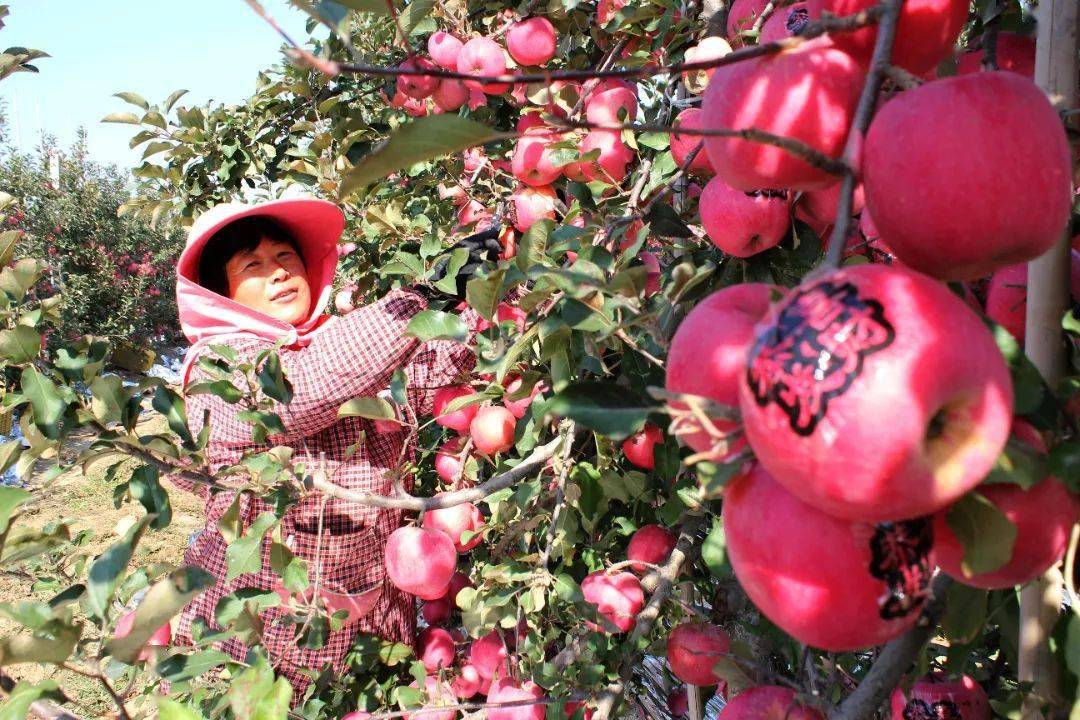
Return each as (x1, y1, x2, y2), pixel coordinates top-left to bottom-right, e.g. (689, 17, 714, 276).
(545, 382, 656, 440)
(85, 514, 154, 620)
(225, 513, 279, 581)
(106, 566, 214, 663)
(946, 492, 1017, 577)
(152, 386, 194, 448)
(406, 310, 468, 342)
(338, 396, 396, 421)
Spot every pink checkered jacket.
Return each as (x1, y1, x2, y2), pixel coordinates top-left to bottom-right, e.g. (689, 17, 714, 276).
(172, 210, 479, 691)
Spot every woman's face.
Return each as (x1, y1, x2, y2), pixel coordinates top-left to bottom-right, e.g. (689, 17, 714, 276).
(225, 237, 312, 325)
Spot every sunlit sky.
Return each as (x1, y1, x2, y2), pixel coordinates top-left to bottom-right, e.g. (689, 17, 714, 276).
(1, 0, 311, 169)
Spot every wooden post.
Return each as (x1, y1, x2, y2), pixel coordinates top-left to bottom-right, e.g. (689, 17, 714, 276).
(682, 583, 705, 720)
(1023, 1, 1078, 716)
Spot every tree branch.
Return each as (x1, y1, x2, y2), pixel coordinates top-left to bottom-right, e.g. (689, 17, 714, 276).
(823, 0, 905, 268)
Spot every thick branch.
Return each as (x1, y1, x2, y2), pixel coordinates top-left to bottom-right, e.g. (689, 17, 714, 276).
(823, 0, 905, 268)
(830, 573, 951, 720)
(592, 514, 707, 720)
(312, 435, 565, 511)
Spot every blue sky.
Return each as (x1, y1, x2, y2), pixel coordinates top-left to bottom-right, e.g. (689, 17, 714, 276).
(1, 1, 311, 169)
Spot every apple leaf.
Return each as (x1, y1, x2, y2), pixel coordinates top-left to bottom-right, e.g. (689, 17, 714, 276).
(990, 323, 1046, 414)
(105, 566, 214, 664)
(545, 382, 656, 440)
(942, 582, 988, 644)
(981, 436, 1047, 490)
(225, 513, 279, 581)
(0, 680, 65, 720)
(945, 492, 1017, 577)
(338, 396, 396, 421)
(701, 517, 731, 579)
(339, 116, 510, 199)
(406, 310, 468, 342)
(155, 697, 208, 720)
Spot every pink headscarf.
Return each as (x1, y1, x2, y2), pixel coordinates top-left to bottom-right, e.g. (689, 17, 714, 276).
(175, 197, 345, 385)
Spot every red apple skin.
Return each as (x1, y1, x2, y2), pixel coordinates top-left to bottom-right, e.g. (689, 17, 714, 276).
(433, 79, 470, 111)
(760, 3, 810, 43)
(397, 58, 440, 99)
(627, 524, 677, 574)
(719, 686, 825, 720)
(934, 477, 1079, 589)
(726, 0, 769, 43)
(682, 37, 732, 90)
(585, 85, 639, 125)
(451, 664, 483, 699)
(701, 41, 864, 192)
(422, 596, 451, 626)
(667, 688, 689, 717)
(429, 31, 464, 69)
(468, 630, 509, 683)
(512, 134, 563, 187)
(417, 627, 457, 672)
(621, 424, 663, 470)
(435, 437, 468, 485)
(445, 571, 473, 606)
(580, 571, 645, 633)
(335, 286, 357, 315)
(457, 37, 509, 93)
(506, 17, 557, 67)
(502, 375, 544, 419)
(564, 701, 595, 720)
(488, 678, 546, 720)
(433, 385, 479, 433)
(511, 185, 558, 232)
(580, 130, 635, 184)
(384, 526, 457, 600)
(669, 109, 716, 176)
(724, 465, 935, 650)
(863, 73, 1072, 281)
(985, 264, 1028, 343)
(700, 178, 791, 257)
(423, 502, 485, 552)
(666, 622, 732, 686)
(405, 677, 457, 720)
(796, 183, 865, 227)
(640, 251, 661, 296)
(806, 0, 967, 74)
(470, 406, 517, 455)
(955, 33, 1036, 78)
(342, 713, 373, 720)
(114, 611, 171, 662)
(665, 283, 778, 454)
(739, 263, 1013, 522)
(496, 302, 527, 333)
(889, 675, 991, 720)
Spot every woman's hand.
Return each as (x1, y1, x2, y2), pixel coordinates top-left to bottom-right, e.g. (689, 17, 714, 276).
(418, 225, 503, 302)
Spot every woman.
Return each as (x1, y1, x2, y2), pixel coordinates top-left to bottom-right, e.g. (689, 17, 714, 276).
(172, 197, 494, 692)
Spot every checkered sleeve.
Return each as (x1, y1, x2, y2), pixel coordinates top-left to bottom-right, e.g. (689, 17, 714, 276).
(188, 289, 429, 445)
(403, 305, 482, 418)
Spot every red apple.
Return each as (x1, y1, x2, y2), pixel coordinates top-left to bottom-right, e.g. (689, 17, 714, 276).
(667, 688, 688, 717)
(890, 675, 991, 720)
(564, 700, 595, 720)
(580, 571, 644, 633)
(956, 33, 1036, 78)
(397, 58, 440, 99)
(423, 502, 485, 552)
(506, 17, 557, 66)
(719, 686, 825, 720)
(760, 3, 810, 43)
(512, 134, 563, 187)
(335, 285, 357, 314)
(384, 526, 457, 600)
(726, 0, 770, 43)
(468, 630, 509, 683)
(640, 251, 661, 296)
(406, 677, 458, 720)
(806, 0, 967, 75)
(580, 130, 634, 184)
(700, 178, 791, 257)
(435, 437, 470, 485)
(985, 264, 1028, 343)
(621, 423, 663, 470)
(724, 465, 934, 650)
(457, 37, 509, 93)
(422, 596, 451, 626)
(585, 84, 638, 125)
(488, 678, 546, 720)
(417, 627, 457, 672)
(701, 40, 863, 192)
(434, 385, 480, 433)
(740, 263, 1013, 522)
(682, 37, 733, 93)
(429, 31, 465, 69)
(451, 664, 483, 699)
(795, 183, 864, 227)
(502, 374, 544, 419)
(665, 283, 777, 454)
(596, 0, 630, 27)
(863, 73, 1072, 280)
(457, 200, 492, 229)
(511, 185, 559, 232)
(470, 406, 517, 455)
(496, 302, 527, 333)
(669, 109, 716, 176)
(627, 524, 677, 574)
(433, 79, 470, 111)
(113, 611, 171, 662)
(666, 622, 731, 686)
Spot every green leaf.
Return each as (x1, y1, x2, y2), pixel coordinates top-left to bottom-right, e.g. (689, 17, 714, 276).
(101, 112, 142, 124)
(545, 382, 656, 440)
(268, 542, 308, 593)
(942, 582, 988, 644)
(0, 486, 29, 535)
(338, 396, 396, 421)
(406, 310, 468, 342)
(90, 375, 126, 425)
(19, 367, 66, 440)
(466, 268, 507, 321)
(0, 325, 39, 364)
(516, 219, 553, 273)
(395, 0, 435, 35)
(333, 0, 398, 12)
(225, 513, 279, 581)
(85, 514, 154, 620)
(129, 465, 172, 530)
(156, 697, 207, 720)
(257, 353, 293, 405)
(1049, 440, 1080, 494)
(433, 248, 469, 295)
(229, 656, 293, 719)
(340, 116, 510, 199)
(156, 650, 231, 683)
(982, 436, 1047, 490)
(0, 230, 20, 267)
(113, 91, 149, 109)
(945, 492, 1017, 577)
(0, 441, 20, 479)
(105, 566, 214, 663)
(152, 386, 194, 448)
(701, 517, 730, 579)
(0, 680, 64, 720)
(0, 620, 81, 666)
(991, 323, 1046, 414)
